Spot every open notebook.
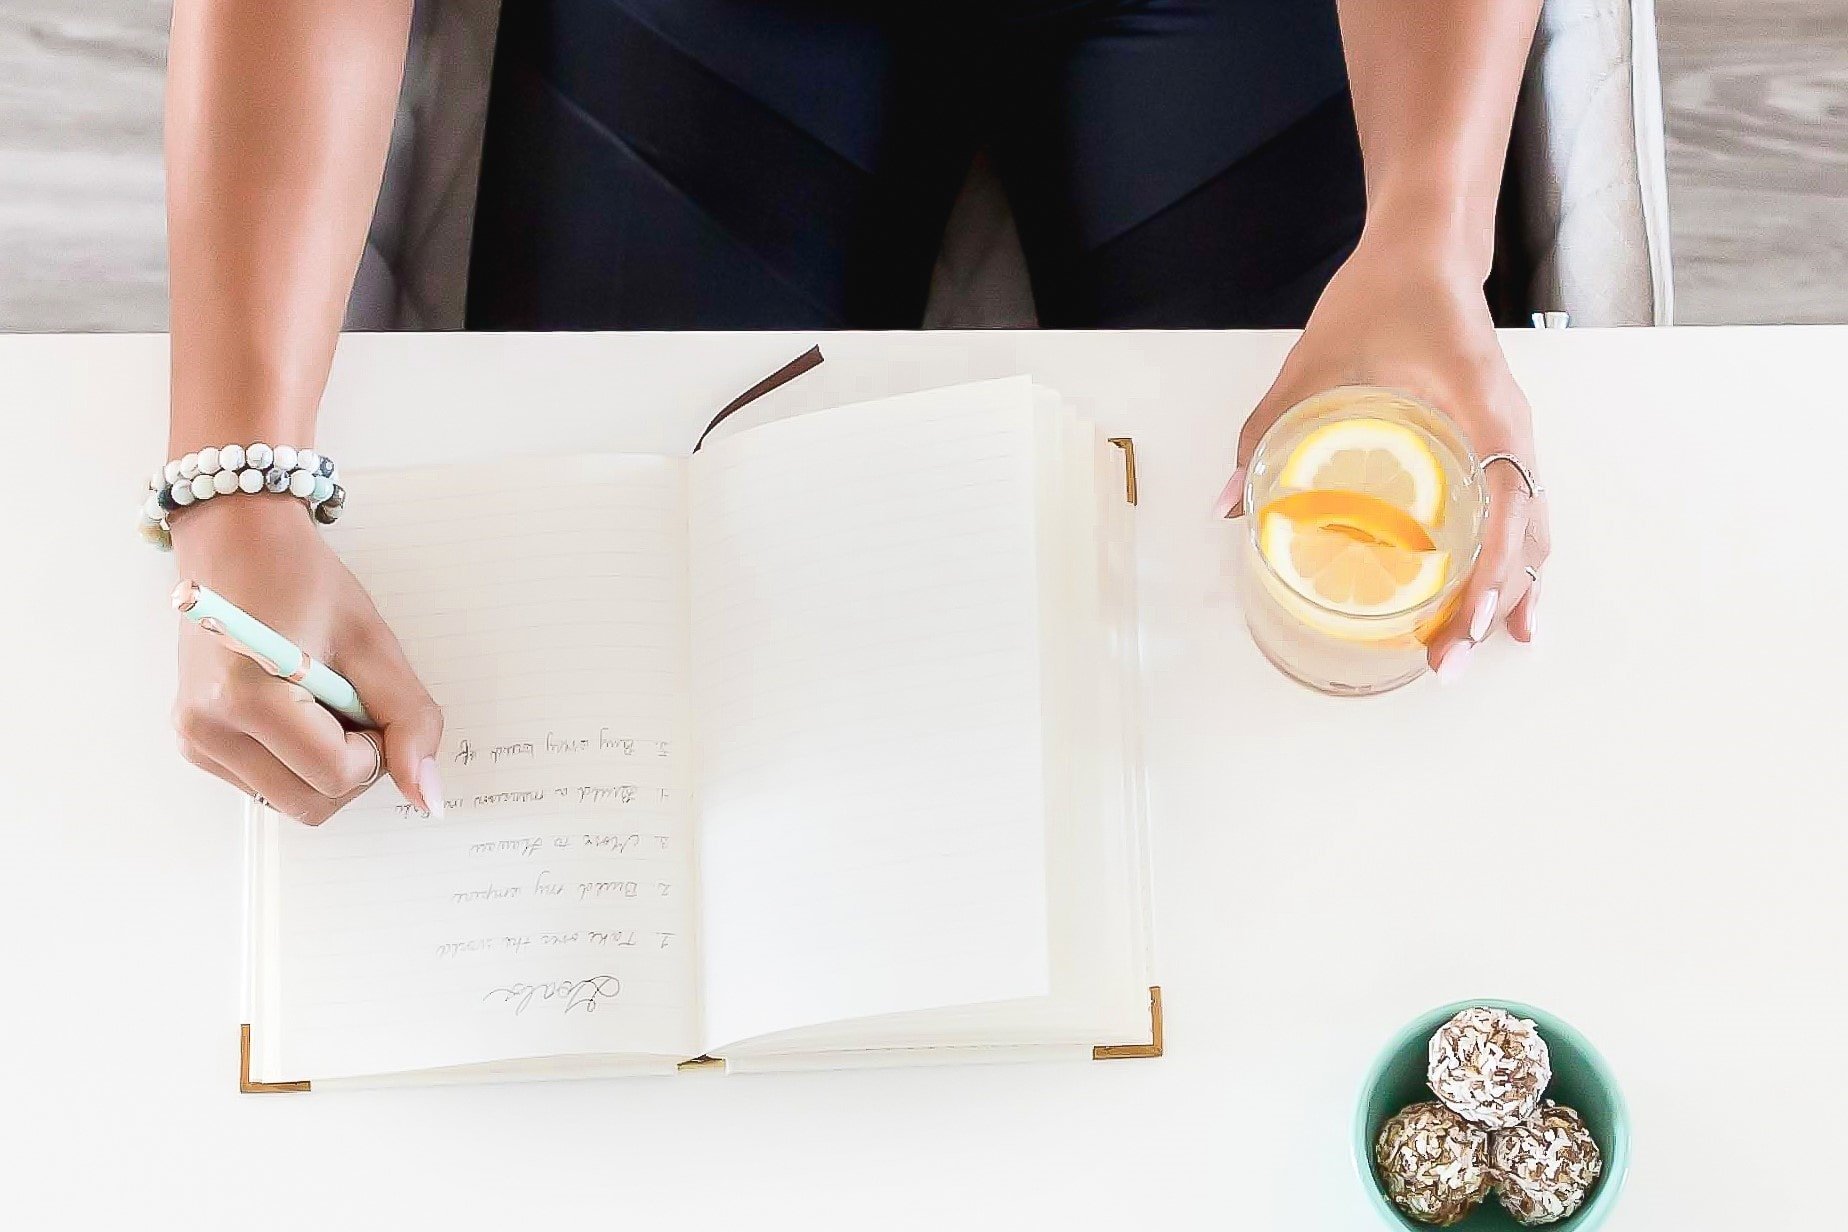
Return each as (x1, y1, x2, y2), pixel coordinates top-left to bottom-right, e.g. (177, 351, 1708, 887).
(241, 376, 1156, 1090)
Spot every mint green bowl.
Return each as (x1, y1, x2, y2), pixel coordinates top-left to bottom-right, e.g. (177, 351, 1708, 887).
(1354, 999, 1629, 1231)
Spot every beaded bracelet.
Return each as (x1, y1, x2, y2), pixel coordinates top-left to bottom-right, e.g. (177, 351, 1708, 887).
(138, 443, 345, 551)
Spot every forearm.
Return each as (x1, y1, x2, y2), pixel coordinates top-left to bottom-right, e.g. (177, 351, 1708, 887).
(165, 0, 413, 456)
(1335, 0, 1542, 279)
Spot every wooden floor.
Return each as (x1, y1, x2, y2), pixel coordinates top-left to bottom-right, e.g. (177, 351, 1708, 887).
(1660, 0, 1848, 324)
(0, 0, 1842, 329)
(0, 0, 167, 332)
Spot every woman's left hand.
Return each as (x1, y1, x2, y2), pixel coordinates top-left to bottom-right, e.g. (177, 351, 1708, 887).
(1215, 231, 1551, 680)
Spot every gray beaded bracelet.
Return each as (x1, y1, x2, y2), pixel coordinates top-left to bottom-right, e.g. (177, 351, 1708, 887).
(138, 442, 344, 551)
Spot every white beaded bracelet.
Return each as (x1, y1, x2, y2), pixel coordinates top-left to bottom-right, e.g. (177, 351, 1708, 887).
(139, 442, 344, 550)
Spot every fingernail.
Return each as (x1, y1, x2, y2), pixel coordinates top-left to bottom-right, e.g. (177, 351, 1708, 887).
(1213, 468, 1247, 519)
(417, 756, 445, 820)
(1469, 588, 1500, 642)
(1523, 577, 1541, 640)
(1436, 640, 1474, 684)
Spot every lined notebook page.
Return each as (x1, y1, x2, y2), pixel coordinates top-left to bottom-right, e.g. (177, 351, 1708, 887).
(262, 456, 699, 1079)
(688, 377, 1052, 1052)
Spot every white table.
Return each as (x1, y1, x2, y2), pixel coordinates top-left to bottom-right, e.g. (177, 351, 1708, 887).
(3, 327, 1844, 1229)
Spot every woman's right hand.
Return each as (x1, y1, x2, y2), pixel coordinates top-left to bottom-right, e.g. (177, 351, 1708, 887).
(169, 495, 444, 825)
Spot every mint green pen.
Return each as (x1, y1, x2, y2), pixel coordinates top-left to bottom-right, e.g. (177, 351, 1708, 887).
(171, 579, 374, 728)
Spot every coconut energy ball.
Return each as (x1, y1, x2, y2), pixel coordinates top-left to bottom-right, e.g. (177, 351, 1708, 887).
(1427, 1006, 1553, 1129)
(1489, 1101, 1604, 1225)
(1374, 1100, 1493, 1226)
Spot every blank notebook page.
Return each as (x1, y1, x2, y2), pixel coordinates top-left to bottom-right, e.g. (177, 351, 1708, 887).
(262, 456, 699, 1079)
(688, 378, 1052, 1051)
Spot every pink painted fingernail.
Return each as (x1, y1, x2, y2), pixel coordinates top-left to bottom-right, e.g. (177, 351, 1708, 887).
(1437, 640, 1474, 684)
(417, 756, 446, 820)
(1469, 588, 1500, 642)
(1213, 467, 1246, 519)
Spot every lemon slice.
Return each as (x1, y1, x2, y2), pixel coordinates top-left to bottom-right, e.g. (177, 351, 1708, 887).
(1278, 416, 1447, 526)
(1258, 491, 1450, 616)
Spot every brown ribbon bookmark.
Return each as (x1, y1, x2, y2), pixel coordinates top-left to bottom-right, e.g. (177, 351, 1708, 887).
(692, 344, 826, 453)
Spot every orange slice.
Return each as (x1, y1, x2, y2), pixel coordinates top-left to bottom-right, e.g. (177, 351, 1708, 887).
(1257, 490, 1449, 616)
(1260, 490, 1436, 551)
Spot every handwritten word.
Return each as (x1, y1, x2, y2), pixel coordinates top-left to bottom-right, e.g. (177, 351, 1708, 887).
(436, 931, 673, 959)
(468, 836, 545, 858)
(452, 738, 544, 767)
(587, 929, 637, 947)
(453, 732, 671, 765)
(473, 790, 549, 809)
(579, 879, 640, 901)
(561, 879, 673, 901)
(599, 730, 671, 758)
(434, 934, 533, 959)
(583, 832, 640, 855)
(546, 731, 591, 756)
(481, 975, 621, 1015)
(452, 882, 522, 904)
(581, 832, 673, 854)
(397, 786, 669, 820)
(464, 833, 672, 858)
(447, 871, 581, 905)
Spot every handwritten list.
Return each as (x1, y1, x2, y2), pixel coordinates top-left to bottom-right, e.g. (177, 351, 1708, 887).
(257, 457, 699, 1080)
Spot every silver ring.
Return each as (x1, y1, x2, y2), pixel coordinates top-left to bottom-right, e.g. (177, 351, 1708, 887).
(358, 732, 386, 790)
(1524, 565, 1541, 584)
(251, 793, 270, 810)
(1480, 452, 1544, 498)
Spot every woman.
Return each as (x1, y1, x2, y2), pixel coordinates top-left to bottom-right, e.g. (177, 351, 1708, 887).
(163, 0, 1549, 824)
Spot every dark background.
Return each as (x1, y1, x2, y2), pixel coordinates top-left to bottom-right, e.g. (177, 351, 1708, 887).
(3, 0, 1842, 329)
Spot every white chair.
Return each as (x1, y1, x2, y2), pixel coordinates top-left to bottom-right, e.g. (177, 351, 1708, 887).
(349, 0, 1672, 333)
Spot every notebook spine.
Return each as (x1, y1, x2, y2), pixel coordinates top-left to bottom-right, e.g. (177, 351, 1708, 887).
(240, 799, 311, 1093)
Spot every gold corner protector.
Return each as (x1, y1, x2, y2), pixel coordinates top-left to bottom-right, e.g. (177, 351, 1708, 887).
(676, 1054, 726, 1072)
(1107, 437, 1138, 506)
(1093, 985, 1163, 1060)
(240, 1023, 310, 1093)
